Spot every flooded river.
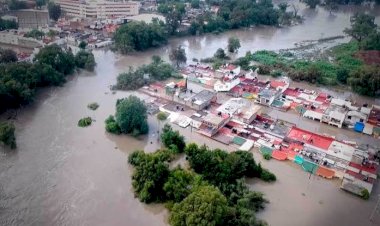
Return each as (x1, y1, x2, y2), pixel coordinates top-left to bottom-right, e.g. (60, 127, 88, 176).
(1, 2, 380, 226)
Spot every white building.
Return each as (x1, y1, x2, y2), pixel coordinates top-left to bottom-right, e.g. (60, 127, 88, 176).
(56, 0, 140, 19)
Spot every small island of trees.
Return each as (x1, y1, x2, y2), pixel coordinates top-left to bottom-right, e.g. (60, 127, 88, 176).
(128, 124, 276, 226)
(105, 95, 149, 136)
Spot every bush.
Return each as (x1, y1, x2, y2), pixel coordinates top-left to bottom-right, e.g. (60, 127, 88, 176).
(260, 168, 276, 182)
(157, 112, 168, 121)
(0, 121, 16, 149)
(258, 65, 271, 75)
(361, 188, 370, 200)
(105, 115, 121, 134)
(87, 102, 99, 110)
(263, 153, 271, 160)
(78, 117, 92, 127)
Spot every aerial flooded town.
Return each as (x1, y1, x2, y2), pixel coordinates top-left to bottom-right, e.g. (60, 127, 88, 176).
(0, 0, 380, 226)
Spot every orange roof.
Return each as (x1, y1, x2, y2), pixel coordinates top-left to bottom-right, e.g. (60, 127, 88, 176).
(176, 80, 186, 87)
(287, 127, 334, 150)
(270, 80, 287, 89)
(316, 166, 335, 179)
(272, 150, 287, 161)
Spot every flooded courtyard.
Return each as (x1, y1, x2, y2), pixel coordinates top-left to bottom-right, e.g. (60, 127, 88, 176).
(1, 2, 380, 226)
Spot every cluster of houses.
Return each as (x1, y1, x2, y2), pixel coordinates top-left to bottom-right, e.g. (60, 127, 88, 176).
(141, 63, 380, 198)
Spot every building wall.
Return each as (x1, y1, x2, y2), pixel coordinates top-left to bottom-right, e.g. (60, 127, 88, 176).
(11, 10, 50, 29)
(0, 32, 43, 48)
(57, 0, 139, 19)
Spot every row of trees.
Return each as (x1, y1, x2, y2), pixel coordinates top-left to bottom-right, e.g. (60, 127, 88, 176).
(188, 0, 280, 35)
(115, 56, 178, 90)
(128, 124, 276, 226)
(114, 0, 281, 53)
(105, 96, 149, 136)
(0, 45, 96, 113)
(303, 0, 380, 10)
(0, 18, 18, 31)
(113, 19, 168, 53)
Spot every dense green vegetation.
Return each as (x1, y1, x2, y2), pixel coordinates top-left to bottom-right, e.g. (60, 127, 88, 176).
(113, 19, 168, 53)
(114, 0, 288, 53)
(228, 37, 241, 53)
(74, 50, 96, 71)
(78, 117, 93, 127)
(7, 0, 27, 10)
(0, 44, 95, 113)
(189, 0, 280, 35)
(105, 96, 148, 136)
(129, 126, 275, 226)
(157, 111, 168, 121)
(0, 18, 18, 31)
(24, 29, 45, 40)
(115, 56, 179, 90)
(0, 48, 18, 63)
(0, 121, 16, 149)
(169, 46, 187, 67)
(105, 115, 121, 134)
(161, 124, 186, 153)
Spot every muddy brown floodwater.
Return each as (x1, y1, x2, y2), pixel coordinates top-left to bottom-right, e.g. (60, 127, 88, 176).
(1, 2, 380, 226)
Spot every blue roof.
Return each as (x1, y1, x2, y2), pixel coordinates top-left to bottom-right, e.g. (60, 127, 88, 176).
(354, 122, 364, 132)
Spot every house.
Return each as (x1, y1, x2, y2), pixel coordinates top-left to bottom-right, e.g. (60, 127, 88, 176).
(188, 90, 216, 110)
(214, 78, 240, 92)
(216, 98, 261, 124)
(257, 88, 278, 106)
(322, 105, 347, 128)
(198, 113, 230, 137)
(341, 150, 379, 195)
(344, 110, 367, 127)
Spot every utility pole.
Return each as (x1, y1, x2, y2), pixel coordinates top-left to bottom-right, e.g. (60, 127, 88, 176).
(370, 194, 380, 222)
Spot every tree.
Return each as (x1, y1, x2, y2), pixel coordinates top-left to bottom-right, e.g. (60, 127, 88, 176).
(169, 185, 228, 226)
(348, 65, 380, 97)
(344, 13, 377, 42)
(161, 124, 186, 153)
(36, 0, 46, 9)
(0, 121, 16, 149)
(324, 0, 338, 14)
(303, 0, 320, 9)
(75, 50, 96, 71)
(157, 112, 167, 121)
(25, 29, 45, 40)
(128, 150, 170, 203)
(0, 18, 18, 31)
(361, 31, 380, 51)
(113, 20, 167, 53)
(8, 0, 27, 10)
(115, 96, 149, 136)
(214, 48, 227, 59)
(278, 2, 288, 13)
(163, 167, 204, 202)
(78, 41, 87, 49)
(0, 48, 17, 63)
(34, 44, 76, 75)
(48, 2, 61, 21)
(105, 115, 121, 134)
(227, 37, 241, 53)
(158, 3, 186, 34)
(191, 0, 200, 8)
(169, 45, 187, 68)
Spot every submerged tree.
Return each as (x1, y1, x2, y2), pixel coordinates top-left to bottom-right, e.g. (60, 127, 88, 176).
(344, 13, 377, 42)
(227, 37, 241, 53)
(169, 46, 187, 68)
(115, 96, 149, 136)
(0, 122, 16, 149)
